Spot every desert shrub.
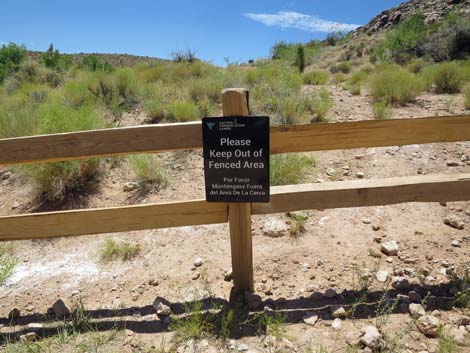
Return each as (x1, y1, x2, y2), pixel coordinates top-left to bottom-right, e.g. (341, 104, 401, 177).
(187, 77, 222, 103)
(277, 96, 307, 125)
(0, 243, 16, 285)
(370, 68, 423, 105)
(128, 154, 167, 186)
(463, 83, 470, 109)
(271, 41, 321, 64)
(81, 55, 113, 72)
(407, 58, 428, 73)
(421, 62, 463, 93)
(142, 99, 168, 122)
(114, 68, 139, 105)
(302, 70, 329, 85)
(172, 49, 197, 63)
(330, 61, 352, 74)
(41, 44, 71, 71)
(0, 95, 38, 137)
(350, 71, 369, 85)
(377, 14, 429, 63)
(196, 96, 214, 117)
(309, 88, 333, 122)
(333, 73, 346, 84)
(349, 84, 361, 95)
(167, 101, 199, 122)
(100, 239, 141, 261)
(21, 99, 104, 202)
(326, 31, 347, 46)
(372, 101, 392, 120)
(270, 154, 314, 186)
(63, 80, 93, 108)
(25, 159, 101, 203)
(0, 42, 26, 83)
(243, 68, 262, 86)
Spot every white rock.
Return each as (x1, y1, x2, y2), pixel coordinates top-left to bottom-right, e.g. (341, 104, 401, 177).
(360, 325, 382, 349)
(332, 318, 342, 331)
(262, 217, 288, 237)
(193, 257, 203, 267)
(376, 270, 389, 283)
(153, 298, 171, 316)
(20, 332, 38, 342)
(381, 241, 399, 255)
(409, 303, 426, 318)
(303, 312, 319, 326)
(451, 240, 461, 247)
(444, 214, 465, 230)
(123, 181, 139, 192)
(356, 172, 365, 178)
(331, 305, 347, 319)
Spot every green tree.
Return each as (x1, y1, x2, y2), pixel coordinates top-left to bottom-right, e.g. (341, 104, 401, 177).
(42, 43, 61, 68)
(0, 42, 26, 82)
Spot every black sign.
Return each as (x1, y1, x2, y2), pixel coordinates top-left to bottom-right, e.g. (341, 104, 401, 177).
(202, 116, 270, 203)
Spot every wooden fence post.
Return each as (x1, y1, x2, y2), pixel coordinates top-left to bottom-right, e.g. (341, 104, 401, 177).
(221, 88, 254, 293)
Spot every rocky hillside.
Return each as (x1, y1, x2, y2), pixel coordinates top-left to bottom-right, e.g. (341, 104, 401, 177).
(355, 0, 470, 35)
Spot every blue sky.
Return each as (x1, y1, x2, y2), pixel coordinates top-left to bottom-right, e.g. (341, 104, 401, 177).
(1, 0, 403, 66)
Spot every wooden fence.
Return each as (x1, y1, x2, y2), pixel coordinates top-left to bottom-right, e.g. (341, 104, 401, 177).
(1, 88, 470, 293)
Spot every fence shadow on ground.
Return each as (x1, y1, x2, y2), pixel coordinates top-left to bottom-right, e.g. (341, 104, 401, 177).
(0, 277, 466, 345)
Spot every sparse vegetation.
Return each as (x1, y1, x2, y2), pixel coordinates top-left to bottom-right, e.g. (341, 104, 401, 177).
(100, 238, 142, 261)
(286, 212, 308, 237)
(421, 62, 464, 93)
(370, 67, 424, 105)
(303, 70, 329, 85)
(463, 83, 470, 109)
(128, 154, 167, 187)
(270, 154, 314, 186)
(0, 243, 16, 285)
(372, 101, 392, 120)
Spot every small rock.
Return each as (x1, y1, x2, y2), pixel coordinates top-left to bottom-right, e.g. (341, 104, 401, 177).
(193, 257, 203, 267)
(331, 305, 347, 319)
(153, 298, 171, 316)
(451, 239, 461, 247)
(223, 269, 233, 281)
(372, 224, 381, 231)
(376, 270, 389, 283)
(409, 303, 426, 318)
(391, 276, 410, 291)
(191, 272, 200, 280)
(397, 294, 411, 304)
(416, 315, 440, 337)
(381, 241, 399, 256)
(332, 318, 342, 331)
(444, 215, 465, 230)
(446, 160, 460, 167)
(302, 312, 319, 326)
(448, 326, 467, 345)
(262, 217, 288, 237)
(345, 330, 362, 347)
(356, 172, 365, 178)
(52, 299, 70, 318)
(123, 181, 139, 192)
(27, 323, 44, 331)
(1, 171, 12, 180)
(20, 332, 38, 342)
(244, 291, 262, 310)
(324, 288, 337, 299)
(237, 343, 249, 351)
(360, 325, 382, 349)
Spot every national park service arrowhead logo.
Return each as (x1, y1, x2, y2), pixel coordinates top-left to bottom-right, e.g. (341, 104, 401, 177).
(206, 122, 216, 131)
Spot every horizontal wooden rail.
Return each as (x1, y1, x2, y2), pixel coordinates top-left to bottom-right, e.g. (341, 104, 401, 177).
(252, 173, 470, 215)
(1, 115, 469, 166)
(1, 173, 469, 241)
(0, 200, 228, 241)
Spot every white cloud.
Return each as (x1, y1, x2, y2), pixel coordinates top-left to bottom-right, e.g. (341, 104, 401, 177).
(244, 11, 359, 33)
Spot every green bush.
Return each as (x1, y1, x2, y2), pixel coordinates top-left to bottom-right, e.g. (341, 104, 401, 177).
(302, 70, 329, 85)
(142, 99, 168, 122)
(370, 68, 424, 105)
(407, 58, 428, 73)
(372, 101, 392, 120)
(81, 55, 113, 72)
(333, 73, 346, 84)
(100, 239, 141, 261)
(168, 101, 199, 122)
(271, 41, 321, 64)
(349, 84, 361, 95)
(128, 154, 167, 186)
(187, 77, 222, 103)
(377, 15, 429, 63)
(331, 61, 352, 74)
(0, 95, 38, 137)
(421, 62, 463, 93)
(0, 243, 16, 285)
(326, 31, 347, 46)
(270, 154, 314, 186)
(63, 80, 93, 108)
(0, 43, 26, 83)
(350, 71, 369, 86)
